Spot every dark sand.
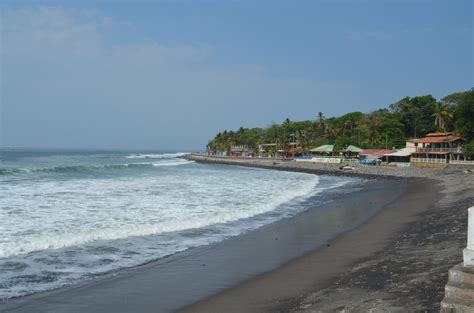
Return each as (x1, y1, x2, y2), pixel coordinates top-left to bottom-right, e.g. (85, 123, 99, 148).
(178, 180, 441, 313)
(180, 155, 473, 312)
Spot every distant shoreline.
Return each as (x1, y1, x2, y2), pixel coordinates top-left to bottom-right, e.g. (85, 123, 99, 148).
(183, 153, 439, 179)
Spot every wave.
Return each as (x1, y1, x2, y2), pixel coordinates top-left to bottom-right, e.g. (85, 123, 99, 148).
(0, 174, 321, 259)
(0, 160, 194, 176)
(125, 152, 189, 159)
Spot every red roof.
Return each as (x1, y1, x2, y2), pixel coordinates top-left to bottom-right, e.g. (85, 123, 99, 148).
(414, 135, 461, 144)
(360, 149, 394, 158)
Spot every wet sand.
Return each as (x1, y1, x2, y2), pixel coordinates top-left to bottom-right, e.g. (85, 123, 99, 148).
(178, 180, 441, 313)
(181, 155, 473, 312)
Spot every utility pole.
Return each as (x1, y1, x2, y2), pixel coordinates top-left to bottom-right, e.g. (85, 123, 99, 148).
(385, 134, 388, 149)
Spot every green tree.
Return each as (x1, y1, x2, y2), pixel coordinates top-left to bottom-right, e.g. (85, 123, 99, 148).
(465, 141, 474, 158)
(389, 95, 437, 137)
(432, 102, 453, 131)
(442, 91, 470, 105)
(455, 90, 474, 140)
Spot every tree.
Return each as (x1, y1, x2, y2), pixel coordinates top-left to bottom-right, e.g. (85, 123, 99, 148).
(366, 112, 382, 147)
(432, 102, 453, 131)
(465, 141, 474, 158)
(206, 89, 471, 156)
(389, 95, 437, 137)
(442, 90, 470, 105)
(455, 90, 474, 140)
(317, 112, 326, 133)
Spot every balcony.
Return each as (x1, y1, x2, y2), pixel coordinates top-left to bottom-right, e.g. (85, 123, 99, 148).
(415, 147, 464, 153)
(411, 157, 448, 163)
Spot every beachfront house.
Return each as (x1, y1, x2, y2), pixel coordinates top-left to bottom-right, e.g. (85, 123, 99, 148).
(258, 143, 275, 158)
(303, 144, 344, 163)
(343, 145, 362, 159)
(411, 132, 465, 167)
(359, 149, 394, 165)
(309, 144, 335, 157)
(385, 140, 417, 167)
(230, 145, 253, 157)
(258, 142, 300, 158)
(207, 149, 228, 157)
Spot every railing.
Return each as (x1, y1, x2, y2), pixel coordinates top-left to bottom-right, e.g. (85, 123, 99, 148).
(450, 160, 474, 165)
(416, 147, 464, 153)
(411, 157, 447, 163)
(295, 157, 342, 164)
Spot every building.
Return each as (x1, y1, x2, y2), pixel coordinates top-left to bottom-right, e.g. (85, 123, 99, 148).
(343, 145, 362, 159)
(230, 145, 253, 157)
(359, 149, 394, 165)
(385, 140, 417, 166)
(258, 142, 299, 158)
(411, 132, 465, 167)
(309, 144, 335, 156)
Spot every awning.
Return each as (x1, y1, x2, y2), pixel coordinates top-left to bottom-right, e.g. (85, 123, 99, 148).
(385, 147, 416, 157)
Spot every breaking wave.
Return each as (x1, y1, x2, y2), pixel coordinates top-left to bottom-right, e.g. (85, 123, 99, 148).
(125, 152, 189, 159)
(0, 160, 194, 176)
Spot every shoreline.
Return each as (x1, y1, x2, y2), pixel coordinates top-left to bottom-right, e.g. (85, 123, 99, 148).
(1, 156, 472, 312)
(1, 164, 406, 312)
(179, 154, 473, 312)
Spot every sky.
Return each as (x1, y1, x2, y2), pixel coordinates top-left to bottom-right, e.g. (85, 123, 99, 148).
(0, 0, 472, 150)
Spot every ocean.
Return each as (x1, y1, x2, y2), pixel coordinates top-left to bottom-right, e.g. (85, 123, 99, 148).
(0, 149, 360, 300)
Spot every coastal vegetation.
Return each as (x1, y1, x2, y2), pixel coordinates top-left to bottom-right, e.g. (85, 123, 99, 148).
(207, 89, 474, 156)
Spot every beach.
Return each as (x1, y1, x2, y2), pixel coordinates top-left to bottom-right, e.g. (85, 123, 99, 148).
(1, 155, 472, 312)
(179, 155, 473, 312)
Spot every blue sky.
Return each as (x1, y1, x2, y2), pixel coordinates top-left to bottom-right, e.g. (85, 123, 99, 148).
(1, 1, 472, 150)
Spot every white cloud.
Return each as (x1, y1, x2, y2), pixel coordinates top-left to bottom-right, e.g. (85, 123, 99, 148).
(2, 7, 103, 57)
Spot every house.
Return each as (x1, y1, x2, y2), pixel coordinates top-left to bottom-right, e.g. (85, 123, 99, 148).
(411, 132, 465, 167)
(385, 140, 417, 166)
(343, 145, 362, 159)
(309, 144, 335, 156)
(230, 145, 252, 157)
(359, 149, 394, 165)
(258, 143, 276, 158)
(296, 144, 342, 163)
(208, 150, 228, 157)
(258, 142, 299, 158)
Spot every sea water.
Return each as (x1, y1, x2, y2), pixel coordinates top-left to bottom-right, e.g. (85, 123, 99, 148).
(0, 149, 358, 299)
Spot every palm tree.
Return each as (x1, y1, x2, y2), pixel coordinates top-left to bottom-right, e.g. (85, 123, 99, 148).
(432, 102, 453, 131)
(317, 112, 326, 132)
(367, 114, 381, 147)
(296, 129, 309, 155)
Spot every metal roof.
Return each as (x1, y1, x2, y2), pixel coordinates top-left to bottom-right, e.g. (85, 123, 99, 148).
(360, 149, 394, 157)
(344, 145, 362, 153)
(309, 144, 334, 153)
(385, 147, 416, 157)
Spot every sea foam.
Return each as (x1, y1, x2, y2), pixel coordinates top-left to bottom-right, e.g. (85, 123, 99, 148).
(0, 151, 356, 300)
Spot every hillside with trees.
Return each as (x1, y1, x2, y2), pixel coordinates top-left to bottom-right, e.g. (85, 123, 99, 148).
(207, 89, 474, 156)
